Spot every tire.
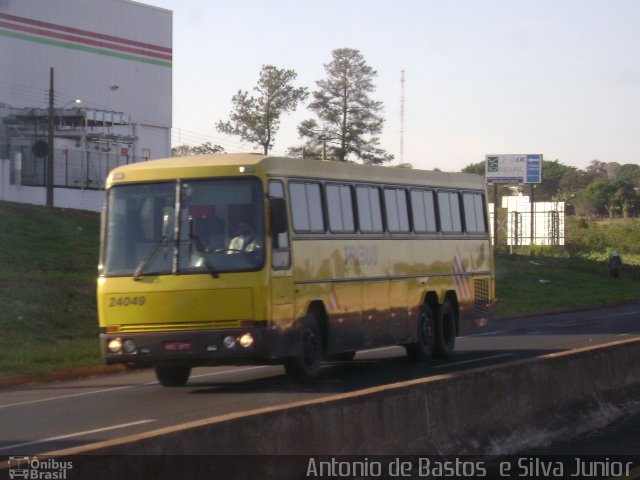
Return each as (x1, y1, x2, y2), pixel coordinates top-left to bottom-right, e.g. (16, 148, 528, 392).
(405, 304, 435, 362)
(155, 365, 191, 387)
(284, 312, 323, 381)
(327, 351, 356, 362)
(433, 300, 456, 359)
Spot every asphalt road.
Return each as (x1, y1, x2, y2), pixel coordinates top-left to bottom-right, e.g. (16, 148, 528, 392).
(1, 303, 640, 456)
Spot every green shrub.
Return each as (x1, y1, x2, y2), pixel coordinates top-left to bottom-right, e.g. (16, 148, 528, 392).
(565, 217, 640, 257)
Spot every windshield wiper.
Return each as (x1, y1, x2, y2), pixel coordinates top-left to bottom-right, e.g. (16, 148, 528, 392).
(133, 214, 170, 281)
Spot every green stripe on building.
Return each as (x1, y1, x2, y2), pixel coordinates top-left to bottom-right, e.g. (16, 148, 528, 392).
(0, 28, 172, 68)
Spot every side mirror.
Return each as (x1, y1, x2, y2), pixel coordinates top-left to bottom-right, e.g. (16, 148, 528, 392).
(269, 197, 288, 235)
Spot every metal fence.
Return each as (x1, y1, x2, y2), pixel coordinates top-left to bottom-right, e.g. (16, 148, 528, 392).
(8, 145, 148, 190)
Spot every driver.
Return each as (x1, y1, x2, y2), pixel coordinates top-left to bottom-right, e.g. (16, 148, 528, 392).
(228, 222, 257, 252)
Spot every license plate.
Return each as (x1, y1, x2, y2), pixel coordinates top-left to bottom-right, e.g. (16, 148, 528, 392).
(164, 341, 192, 352)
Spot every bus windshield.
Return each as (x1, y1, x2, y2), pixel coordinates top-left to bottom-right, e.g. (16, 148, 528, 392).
(102, 178, 265, 277)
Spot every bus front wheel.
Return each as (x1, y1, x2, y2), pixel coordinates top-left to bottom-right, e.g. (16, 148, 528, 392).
(155, 365, 191, 387)
(285, 313, 322, 381)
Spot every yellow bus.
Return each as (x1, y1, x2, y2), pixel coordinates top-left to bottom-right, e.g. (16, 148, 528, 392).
(98, 154, 494, 386)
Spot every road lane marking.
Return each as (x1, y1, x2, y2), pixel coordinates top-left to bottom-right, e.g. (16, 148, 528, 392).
(335, 346, 400, 356)
(189, 365, 271, 380)
(0, 366, 273, 410)
(432, 353, 516, 369)
(0, 420, 156, 452)
(468, 330, 506, 337)
(619, 310, 640, 317)
(590, 310, 640, 320)
(549, 319, 590, 327)
(0, 385, 138, 410)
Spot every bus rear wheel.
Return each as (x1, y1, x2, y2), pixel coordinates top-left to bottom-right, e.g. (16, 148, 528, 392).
(433, 300, 456, 358)
(406, 304, 435, 362)
(155, 365, 191, 387)
(285, 312, 322, 381)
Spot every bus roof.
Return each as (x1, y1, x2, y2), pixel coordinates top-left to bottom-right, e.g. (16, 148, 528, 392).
(106, 153, 485, 190)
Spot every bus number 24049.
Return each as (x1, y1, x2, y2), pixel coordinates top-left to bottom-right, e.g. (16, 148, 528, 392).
(108, 296, 146, 307)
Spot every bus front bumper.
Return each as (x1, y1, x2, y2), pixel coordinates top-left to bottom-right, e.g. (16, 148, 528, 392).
(100, 328, 273, 366)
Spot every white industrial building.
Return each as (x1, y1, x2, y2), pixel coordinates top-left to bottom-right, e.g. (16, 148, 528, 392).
(489, 197, 565, 247)
(0, 0, 172, 211)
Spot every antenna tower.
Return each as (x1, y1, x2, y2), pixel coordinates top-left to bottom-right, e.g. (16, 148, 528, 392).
(400, 70, 405, 164)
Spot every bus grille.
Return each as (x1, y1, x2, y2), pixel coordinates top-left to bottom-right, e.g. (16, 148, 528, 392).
(474, 278, 490, 317)
(119, 320, 241, 333)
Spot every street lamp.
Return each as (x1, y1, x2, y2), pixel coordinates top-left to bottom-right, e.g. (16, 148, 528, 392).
(62, 98, 82, 108)
(59, 99, 81, 127)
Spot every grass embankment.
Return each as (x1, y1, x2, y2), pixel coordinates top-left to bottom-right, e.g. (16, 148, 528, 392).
(0, 202, 101, 377)
(493, 215, 640, 316)
(1, 201, 639, 379)
(495, 252, 640, 317)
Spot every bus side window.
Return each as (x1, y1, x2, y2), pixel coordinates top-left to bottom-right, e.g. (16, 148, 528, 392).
(384, 188, 410, 233)
(356, 186, 383, 233)
(326, 184, 355, 233)
(450, 192, 462, 232)
(462, 192, 487, 233)
(268, 180, 291, 269)
(290, 181, 324, 233)
(411, 189, 438, 233)
(438, 191, 462, 233)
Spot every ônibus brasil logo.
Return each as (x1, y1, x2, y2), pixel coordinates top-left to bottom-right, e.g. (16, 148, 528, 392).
(8, 457, 73, 479)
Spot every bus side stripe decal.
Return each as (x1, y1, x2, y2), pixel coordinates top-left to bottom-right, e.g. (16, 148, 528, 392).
(452, 248, 472, 299)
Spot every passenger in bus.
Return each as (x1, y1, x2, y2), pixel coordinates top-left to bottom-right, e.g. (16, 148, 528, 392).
(228, 221, 258, 252)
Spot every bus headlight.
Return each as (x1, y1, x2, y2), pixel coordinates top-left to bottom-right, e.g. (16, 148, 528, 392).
(239, 333, 254, 348)
(123, 339, 137, 354)
(223, 336, 236, 349)
(107, 338, 123, 354)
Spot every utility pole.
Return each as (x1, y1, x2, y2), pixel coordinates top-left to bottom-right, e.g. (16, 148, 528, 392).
(530, 183, 536, 246)
(46, 67, 55, 208)
(493, 183, 498, 249)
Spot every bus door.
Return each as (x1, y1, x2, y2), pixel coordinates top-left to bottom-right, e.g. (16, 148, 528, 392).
(268, 180, 294, 351)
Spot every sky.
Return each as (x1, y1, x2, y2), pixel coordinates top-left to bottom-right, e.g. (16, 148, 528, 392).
(147, 0, 640, 172)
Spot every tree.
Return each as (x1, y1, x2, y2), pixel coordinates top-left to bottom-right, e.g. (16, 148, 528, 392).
(585, 159, 608, 179)
(614, 163, 640, 187)
(216, 65, 307, 155)
(604, 162, 621, 179)
(534, 160, 571, 201)
(461, 161, 485, 176)
(574, 178, 613, 217)
(172, 142, 225, 156)
(296, 48, 393, 164)
(608, 181, 638, 218)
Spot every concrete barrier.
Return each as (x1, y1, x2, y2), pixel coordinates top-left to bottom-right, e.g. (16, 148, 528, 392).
(14, 338, 640, 476)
